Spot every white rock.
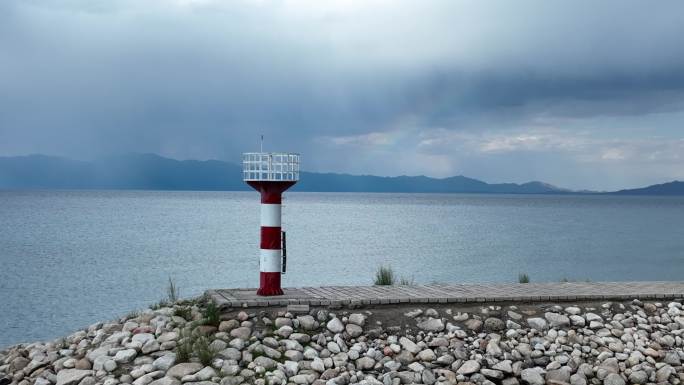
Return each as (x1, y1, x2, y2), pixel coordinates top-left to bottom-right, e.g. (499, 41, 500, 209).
(297, 316, 318, 331)
(275, 325, 293, 338)
(326, 318, 344, 334)
(417, 318, 445, 332)
(153, 354, 176, 371)
(355, 357, 375, 370)
(527, 318, 548, 330)
(417, 349, 436, 362)
(148, 377, 180, 385)
(56, 370, 93, 385)
(565, 306, 581, 315)
(35, 378, 51, 385)
(131, 333, 155, 345)
(345, 324, 363, 337)
(326, 341, 341, 354)
(114, 349, 137, 363)
(544, 312, 570, 327)
(399, 337, 420, 354)
(167, 363, 204, 379)
(456, 360, 480, 375)
(604, 373, 625, 385)
(521, 368, 545, 385)
(570, 315, 585, 327)
(348, 314, 366, 326)
(254, 356, 277, 370)
(311, 358, 325, 372)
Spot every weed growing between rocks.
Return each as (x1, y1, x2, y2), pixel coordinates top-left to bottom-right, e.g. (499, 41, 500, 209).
(175, 329, 194, 363)
(192, 336, 215, 366)
(173, 306, 192, 320)
(150, 277, 182, 310)
(202, 302, 220, 327)
(166, 277, 180, 304)
(518, 272, 530, 283)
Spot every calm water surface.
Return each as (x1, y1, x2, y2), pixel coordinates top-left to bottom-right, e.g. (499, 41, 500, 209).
(1, 190, 684, 347)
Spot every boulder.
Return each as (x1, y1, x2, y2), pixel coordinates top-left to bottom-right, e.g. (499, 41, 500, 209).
(326, 318, 344, 334)
(527, 318, 548, 331)
(56, 370, 93, 385)
(544, 312, 570, 328)
(167, 363, 203, 379)
(417, 318, 445, 332)
(456, 360, 480, 375)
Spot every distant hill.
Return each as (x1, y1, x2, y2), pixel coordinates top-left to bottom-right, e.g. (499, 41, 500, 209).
(0, 153, 575, 194)
(3, 153, 681, 195)
(609, 181, 684, 196)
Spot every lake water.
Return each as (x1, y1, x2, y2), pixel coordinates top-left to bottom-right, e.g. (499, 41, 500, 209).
(1, 190, 684, 347)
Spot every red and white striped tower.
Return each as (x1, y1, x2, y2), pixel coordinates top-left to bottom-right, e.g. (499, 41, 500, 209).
(243, 152, 300, 296)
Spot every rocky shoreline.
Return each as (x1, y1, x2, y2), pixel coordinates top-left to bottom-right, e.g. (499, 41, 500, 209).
(2, 298, 684, 385)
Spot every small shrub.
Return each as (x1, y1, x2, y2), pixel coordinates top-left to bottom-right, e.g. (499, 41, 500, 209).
(124, 309, 140, 320)
(518, 273, 530, 284)
(399, 275, 415, 286)
(202, 302, 220, 327)
(174, 306, 193, 321)
(193, 336, 215, 366)
(374, 265, 395, 285)
(560, 277, 569, 283)
(150, 300, 169, 310)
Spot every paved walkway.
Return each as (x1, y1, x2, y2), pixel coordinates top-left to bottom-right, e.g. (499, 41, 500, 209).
(207, 281, 684, 309)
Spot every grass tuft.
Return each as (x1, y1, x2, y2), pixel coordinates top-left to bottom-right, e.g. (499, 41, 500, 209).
(124, 309, 140, 320)
(175, 329, 193, 363)
(202, 302, 220, 327)
(193, 335, 215, 366)
(150, 277, 182, 310)
(167, 277, 180, 304)
(374, 265, 395, 285)
(518, 273, 530, 284)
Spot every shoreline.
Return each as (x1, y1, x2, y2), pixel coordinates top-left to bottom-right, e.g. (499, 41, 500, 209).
(3, 290, 684, 385)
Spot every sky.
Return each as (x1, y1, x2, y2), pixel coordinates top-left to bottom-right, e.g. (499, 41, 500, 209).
(1, 0, 684, 191)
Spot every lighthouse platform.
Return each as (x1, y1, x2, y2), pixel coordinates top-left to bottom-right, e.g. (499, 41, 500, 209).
(207, 281, 684, 310)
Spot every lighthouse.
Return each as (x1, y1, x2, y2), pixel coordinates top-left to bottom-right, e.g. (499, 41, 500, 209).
(243, 152, 300, 296)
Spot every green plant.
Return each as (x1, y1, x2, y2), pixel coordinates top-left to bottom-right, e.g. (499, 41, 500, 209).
(202, 302, 220, 327)
(124, 309, 140, 320)
(374, 265, 395, 285)
(560, 277, 569, 283)
(167, 277, 180, 304)
(518, 273, 530, 283)
(175, 329, 193, 363)
(193, 336, 215, 366)
(174, 306, 193, 321)
(399, 275, 415, 286)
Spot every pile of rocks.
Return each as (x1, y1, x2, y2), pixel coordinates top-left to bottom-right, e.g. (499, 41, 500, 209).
(2, 298, 684, 385)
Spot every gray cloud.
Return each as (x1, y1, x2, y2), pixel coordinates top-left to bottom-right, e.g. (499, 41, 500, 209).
(1, 0, 684, 189)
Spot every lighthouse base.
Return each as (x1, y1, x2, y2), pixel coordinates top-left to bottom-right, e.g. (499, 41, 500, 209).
(257, 272, 284, 296)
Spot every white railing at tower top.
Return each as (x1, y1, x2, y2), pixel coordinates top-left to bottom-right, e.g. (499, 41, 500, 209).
(243, 152, 300, 182)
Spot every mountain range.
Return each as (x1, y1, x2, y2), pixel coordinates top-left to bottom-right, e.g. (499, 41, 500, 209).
(0, 154, 682, 195)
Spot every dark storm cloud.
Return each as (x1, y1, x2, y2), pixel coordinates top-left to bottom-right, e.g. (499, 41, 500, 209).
(1, 0, 684, 189)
